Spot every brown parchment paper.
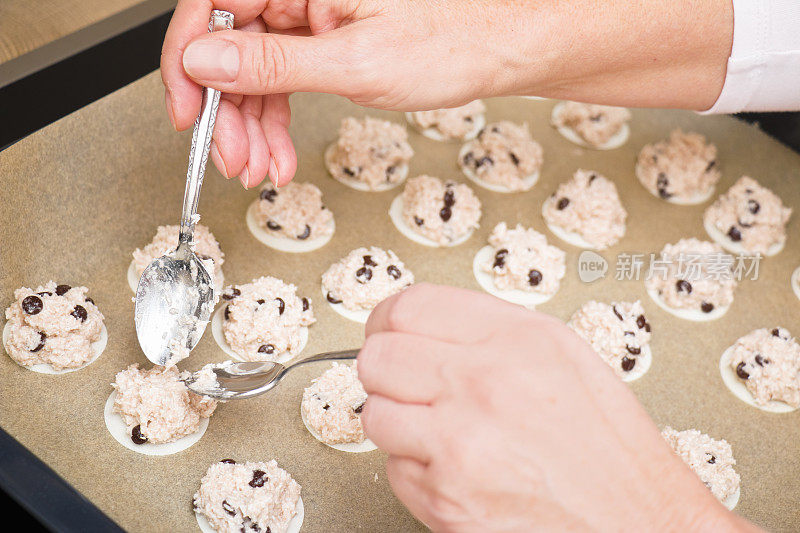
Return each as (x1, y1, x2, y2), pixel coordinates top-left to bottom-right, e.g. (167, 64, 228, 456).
(1, 71, 799, 532)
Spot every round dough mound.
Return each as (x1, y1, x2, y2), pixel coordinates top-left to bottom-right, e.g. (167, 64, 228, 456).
(220, 277, 315, 361)
(542, 169, 627, 249)
(4, 282, 104, 370)
(325, 116, 413, 190)
(644, 238, 737, 316)
(132, 224, 225, 295)
(399, 175, 481, 246)
(301, 362, 367, 445)
(636, 130, 720, 203)
(703, 176, 792, 255)
(254, 182, 334, 242)
(459, 121, 543, 191)
(322, 247, 414, 311)
(662, 426, 741, 505)
(112, 363, 217, 444)
(406, 100, 486, 141)
(551, 102, 631, 148)
(194, 460, 301, 533)
(568, 300, 652, 379)
(481, 222, 566, 296)
(727, 327, 800, 408)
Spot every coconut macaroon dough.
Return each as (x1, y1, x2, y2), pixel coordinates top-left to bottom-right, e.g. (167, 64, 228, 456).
(112, 364, 217, 445)
(194, 460, 302, 533)
(726, 327, 800, 409)
(542, 169, 627, 249)
(703, 176, 792, 256)
(406, 100, 486, 141)
(132, 224, 225, 294)
(567, 300, 652, 380)
(324, 116, 414, 191)
(636, 130, 721, 204)
(392, 175, 482, 246)
(220, 277, 314, 361)
(661, 427, 741, 507)
(458, 121, 543, 192)
(253, 181, 334, 242)
(645, 238, 737, 320)
(551, 102, 632, 149)
(322, 247, 414, 312)
(301, 363, 368, 446)
(3, 282, 104, 371)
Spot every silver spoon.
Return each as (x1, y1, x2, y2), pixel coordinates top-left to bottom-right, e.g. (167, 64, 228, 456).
(134, 10, 234, 366)
(184, 349, 360, 400)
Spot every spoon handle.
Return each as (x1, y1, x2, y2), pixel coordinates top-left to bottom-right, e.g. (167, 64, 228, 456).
(178, 10, 234, 246)
(287, 349, 360, 370)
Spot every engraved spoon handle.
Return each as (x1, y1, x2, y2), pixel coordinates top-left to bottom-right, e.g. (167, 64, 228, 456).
(178, 10, 234, 246)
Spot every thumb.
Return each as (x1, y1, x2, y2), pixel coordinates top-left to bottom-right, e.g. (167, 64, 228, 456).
(182, 30, 355, 95)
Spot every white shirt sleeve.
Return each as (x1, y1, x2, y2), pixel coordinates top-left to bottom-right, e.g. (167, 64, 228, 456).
(703, 0, 800, 114)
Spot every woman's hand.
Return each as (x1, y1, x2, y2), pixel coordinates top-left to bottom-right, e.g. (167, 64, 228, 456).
(161, 0, 733, 190)
(357, 284, 755, 532)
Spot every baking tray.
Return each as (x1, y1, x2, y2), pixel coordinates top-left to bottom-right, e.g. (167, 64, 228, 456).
(1, 71, 799, 532)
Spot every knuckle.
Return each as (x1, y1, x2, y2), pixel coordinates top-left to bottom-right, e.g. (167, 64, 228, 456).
(357, 333, 386, 380)
(253, 37, 291, 92)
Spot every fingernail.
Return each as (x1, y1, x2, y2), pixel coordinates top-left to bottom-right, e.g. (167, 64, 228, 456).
(210, 141, 229, 178)
(269, 158, 280, 188)
(239, 167, 250, 190)
(165, 89, 177, 130)
(183, 40, 239, 82)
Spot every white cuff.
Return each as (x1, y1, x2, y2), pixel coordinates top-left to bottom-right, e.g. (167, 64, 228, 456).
(702, 0, 800, 114)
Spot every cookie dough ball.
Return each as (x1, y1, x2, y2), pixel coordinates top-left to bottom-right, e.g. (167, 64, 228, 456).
(397, 175, 481, 246)
(661, 427, 740, 505)
(459, 121, 543, 192)
(703, 176, 792, 256)
(483, 222, 566, 295)
(645, 238, 737, 318)
(406, 100, 486, 141)
(112, 364, 217, 444)
(793, 266, 800, 301)
(322, 247, 414, 311)
(194, 460, 301, 533)
(255, 182, 334, 241)
(568, 300, 652, 379)
(728, 327, 800, 408)
(551, 102, 631, 149)
(325, 116, 414, 191)
(542, 169, 627, 249)
(133, 224, 225, 294)
(220, 277, 314, 361)
(301, 363, 367, 445)
(636, 130, 720, 204)
(4, 282, 104, 370)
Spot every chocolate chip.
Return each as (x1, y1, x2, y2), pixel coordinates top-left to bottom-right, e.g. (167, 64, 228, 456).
(413, 216, 424, 226)
(493, 249, 508, 269)
(626, 345, 641, 355)
(224, 305, 231, 320)
(70, 305, 87, 322)
(509, 152, 520, 166)
(223, 288, 241, 300)
(612, 306, 623, 321)
(439, 206, 452, 222)
(275, 298, 285, 315)
(705, 160, 716, 172)
(772, 328, 781, 337)
(354, 403, 365, 414)
(37, 291, 52, 297)
(296, 225, 311, 240)
(462, 152, 474, 165)
(386, 165, 397, 178)
(475, 156, 493, 168)
(588, 173, 598, 184)
(326, 292, 342, 304)
(31, 332, 46, 352)
(256, 299, 265, 305)
(85, 297, 94, 305)
(748, 199, 760, 214)
(223, 500, 237, 516)
(266, 220, 282, 231)
(302, 298, 309, 312)
(528, 269, 543, 286)
(658, 187, 672, 199)
(55, 284, 71, 296)
(621, 357, 636, 372)
(363, 255, 377, 267)
(21, 296, 43, 315)
(755, 354, 767, 367)
(644, 322, 651, 333)
(322, 404, 330, 410)
(700, 302, 714, 313)
(735, 362, 749, 380)
(556, 198, 570, 210)
(676, 280, 692, 294)
(220, 459, 236, 464)
(491, 126, 500, 133)
(355, 267, 373, 283)
(387, 265, 402, 280)
(727, 226, 742, 242)
(656, 174, 671, 198)
(707, 455, 716, 464)
(260, 188, 277, 202)
(343, 167, 357, 177)
(464, 116, 473, 122)
(131, 425, 148, 444)
(258, 344, 275, 355)
(249, 470, 268, 488)
(636, 315, 647, 329)
(443, 189, 455, 207)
